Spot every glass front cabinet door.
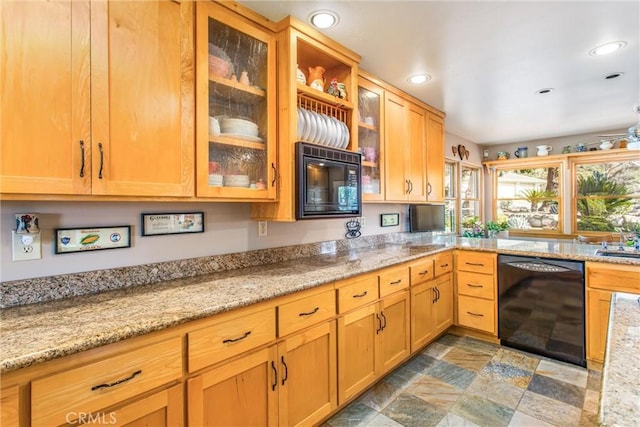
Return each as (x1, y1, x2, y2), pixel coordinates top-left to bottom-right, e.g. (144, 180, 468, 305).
(196, 2, 276, 199)
(358, 75, 384, 201)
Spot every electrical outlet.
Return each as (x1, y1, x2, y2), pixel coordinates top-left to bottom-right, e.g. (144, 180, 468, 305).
(258, 221, 268, 237)
(12, 231, 42, 261)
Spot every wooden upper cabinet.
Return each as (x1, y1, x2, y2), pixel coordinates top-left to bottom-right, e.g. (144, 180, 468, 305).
(195, 1, 277, 200)
(251, 16, 360, 221)
(1, 0, 194, 198)
(426, 112, 445, 202)
(406, 102, 427, 201)
(90, 0, 194, 197)
(358, 73, 385, 201)
(1, 0, 91, 195)
(384, 92, 409, 201)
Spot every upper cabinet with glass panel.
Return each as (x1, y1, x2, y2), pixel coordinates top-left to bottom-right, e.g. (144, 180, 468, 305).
(195, 2, 276, 199)
(358, 73, 385, 201)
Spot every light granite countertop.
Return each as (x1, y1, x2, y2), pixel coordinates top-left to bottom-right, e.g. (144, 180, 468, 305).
(598, 292, 640, 426)
(1, 236, 639, 373)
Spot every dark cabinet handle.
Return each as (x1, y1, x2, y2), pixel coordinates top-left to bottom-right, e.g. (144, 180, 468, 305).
(222, 331, 251, 344)
(271, 361, 277, 391)
(79, 140, 85, 177)
(352, 291, 368, 298)
(440, 264, 449, 268)
(390, 279, 402, 285)
(97, 142, 104, 179)
(467, 311, 484, 317)
(91, 370, 141, 391)
(380, 311, 387, 331)
(465, 262, 484, 267)
(467, 284, 483, 288)
(408, 180, 413, 194)
(433, 287, 440, 303)
(405, 179, 410, 194)
(281, 356, 288, 385)
(376, 314, 382, 334)
(418, 270, 430, 276)
(427, 182, 432, 195)
(299, 307, 319, 317)
(271, 163, 277, 187)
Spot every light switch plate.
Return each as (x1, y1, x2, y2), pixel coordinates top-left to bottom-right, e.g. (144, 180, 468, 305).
(12, 231, 42, 261)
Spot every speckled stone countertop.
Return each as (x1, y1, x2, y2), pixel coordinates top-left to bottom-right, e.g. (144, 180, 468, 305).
(598, 292, 640, 426)
(1, 236, 639, 374)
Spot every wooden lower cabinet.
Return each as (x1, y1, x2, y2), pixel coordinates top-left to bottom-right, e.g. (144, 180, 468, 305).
(410, 273, 453, 351)
(0, 386, 19, 427)
(432, 273, 453, 335)
(586, 289, 612, 363)
(107, 383, 184, 427)
(187, 321, 336, 427)
(337, 290, 410, 405)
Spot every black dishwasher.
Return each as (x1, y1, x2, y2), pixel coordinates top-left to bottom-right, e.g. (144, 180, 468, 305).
(498, 254, 586, 367)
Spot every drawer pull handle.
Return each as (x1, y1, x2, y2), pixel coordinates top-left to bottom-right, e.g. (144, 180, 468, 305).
(440, 264, 449, 268)
(271, 361, 277, 391)
(281, 356, 288, 385)
(418, 270, 430, 275)
(390, 279, 402, 285)
(353, 291, 368, 298)
(465, 262, 484, 267)
(91, 370, 141, 391)
(222, 331, 251, 344)
(467, 284, 484, 288)
(299, 307, 319, 316)
(467, 311, 484, 317)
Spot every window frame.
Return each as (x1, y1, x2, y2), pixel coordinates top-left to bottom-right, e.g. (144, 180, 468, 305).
(490, 158, 565, 236)
(570, 151, 640, 237)
(444, 157, 483, 235)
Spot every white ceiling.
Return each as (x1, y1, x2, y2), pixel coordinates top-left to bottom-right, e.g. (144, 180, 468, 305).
(237, 0, 639, 145)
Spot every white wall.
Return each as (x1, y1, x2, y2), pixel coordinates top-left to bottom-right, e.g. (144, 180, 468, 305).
(0, 201, 408, 282)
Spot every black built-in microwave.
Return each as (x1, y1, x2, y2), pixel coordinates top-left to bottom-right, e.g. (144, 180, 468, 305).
(296, 142, 362, 219)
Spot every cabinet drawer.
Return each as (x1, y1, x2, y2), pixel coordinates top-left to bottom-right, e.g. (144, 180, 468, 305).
(188, 307, 275, 372)
(336, 275, 379, 313)
(409, 257, 434, 285)
(31, 337, 182, 427)
(457, 295, 495, 334)
(586, 262, 640, 293)
(457, 271, 495, 300)
(434, 252, 453, 276)
(457, 251, 495, 275)
(379, 265, 410, 297)
(278, 289, 336, 336)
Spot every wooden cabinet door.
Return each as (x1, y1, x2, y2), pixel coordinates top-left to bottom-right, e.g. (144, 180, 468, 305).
(90, 0, 194, 197)
(277, 321, 337, 427)
(104, 383, 183, 427)
(433, 273, 453, 335)
(410, 282, 436, 352)
(1, 0, 91, 195)
(337, 303, 379, 405)
(586, 289, 611, 363)
(426, 112, 445, 202)
(187, 346, 278, 427)
(384, 92, 408, 201)
(379, 290, 411, 374)
(0, 386, 19, 427)
(406, 102, 427, 201)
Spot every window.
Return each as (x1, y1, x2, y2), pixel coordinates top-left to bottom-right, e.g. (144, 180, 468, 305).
(572, 154, 640, 235)
(444, 161, 457, 234)
(493, 162, 562, 233)
(460, 165, 481, 225)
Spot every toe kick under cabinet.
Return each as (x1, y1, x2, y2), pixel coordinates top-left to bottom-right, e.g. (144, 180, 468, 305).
(454, 250, 498, 336)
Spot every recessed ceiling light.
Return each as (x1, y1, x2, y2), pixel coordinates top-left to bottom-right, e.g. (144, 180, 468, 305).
(605, 72, 624, 79)
(535, 88, 554, 95)
(589, 41, 627, 56)
(408, 74, 431, 84)
(308, 10, 339, 29)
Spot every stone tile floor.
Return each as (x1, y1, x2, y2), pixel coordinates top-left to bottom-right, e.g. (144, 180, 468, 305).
(323, 334, 601, 427)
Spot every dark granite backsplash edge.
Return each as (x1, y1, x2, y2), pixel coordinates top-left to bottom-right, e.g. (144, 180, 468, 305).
(1, 233, 419, 308)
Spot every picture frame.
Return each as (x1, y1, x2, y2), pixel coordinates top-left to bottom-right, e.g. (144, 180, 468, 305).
(141, 212, 205, 236)
(380, 213, 400, 227)
(55, 226, 131, 254)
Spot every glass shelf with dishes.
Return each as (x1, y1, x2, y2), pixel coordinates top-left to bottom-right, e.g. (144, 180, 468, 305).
(358, 76, 384, 201)
(196, 2, 276, 199)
